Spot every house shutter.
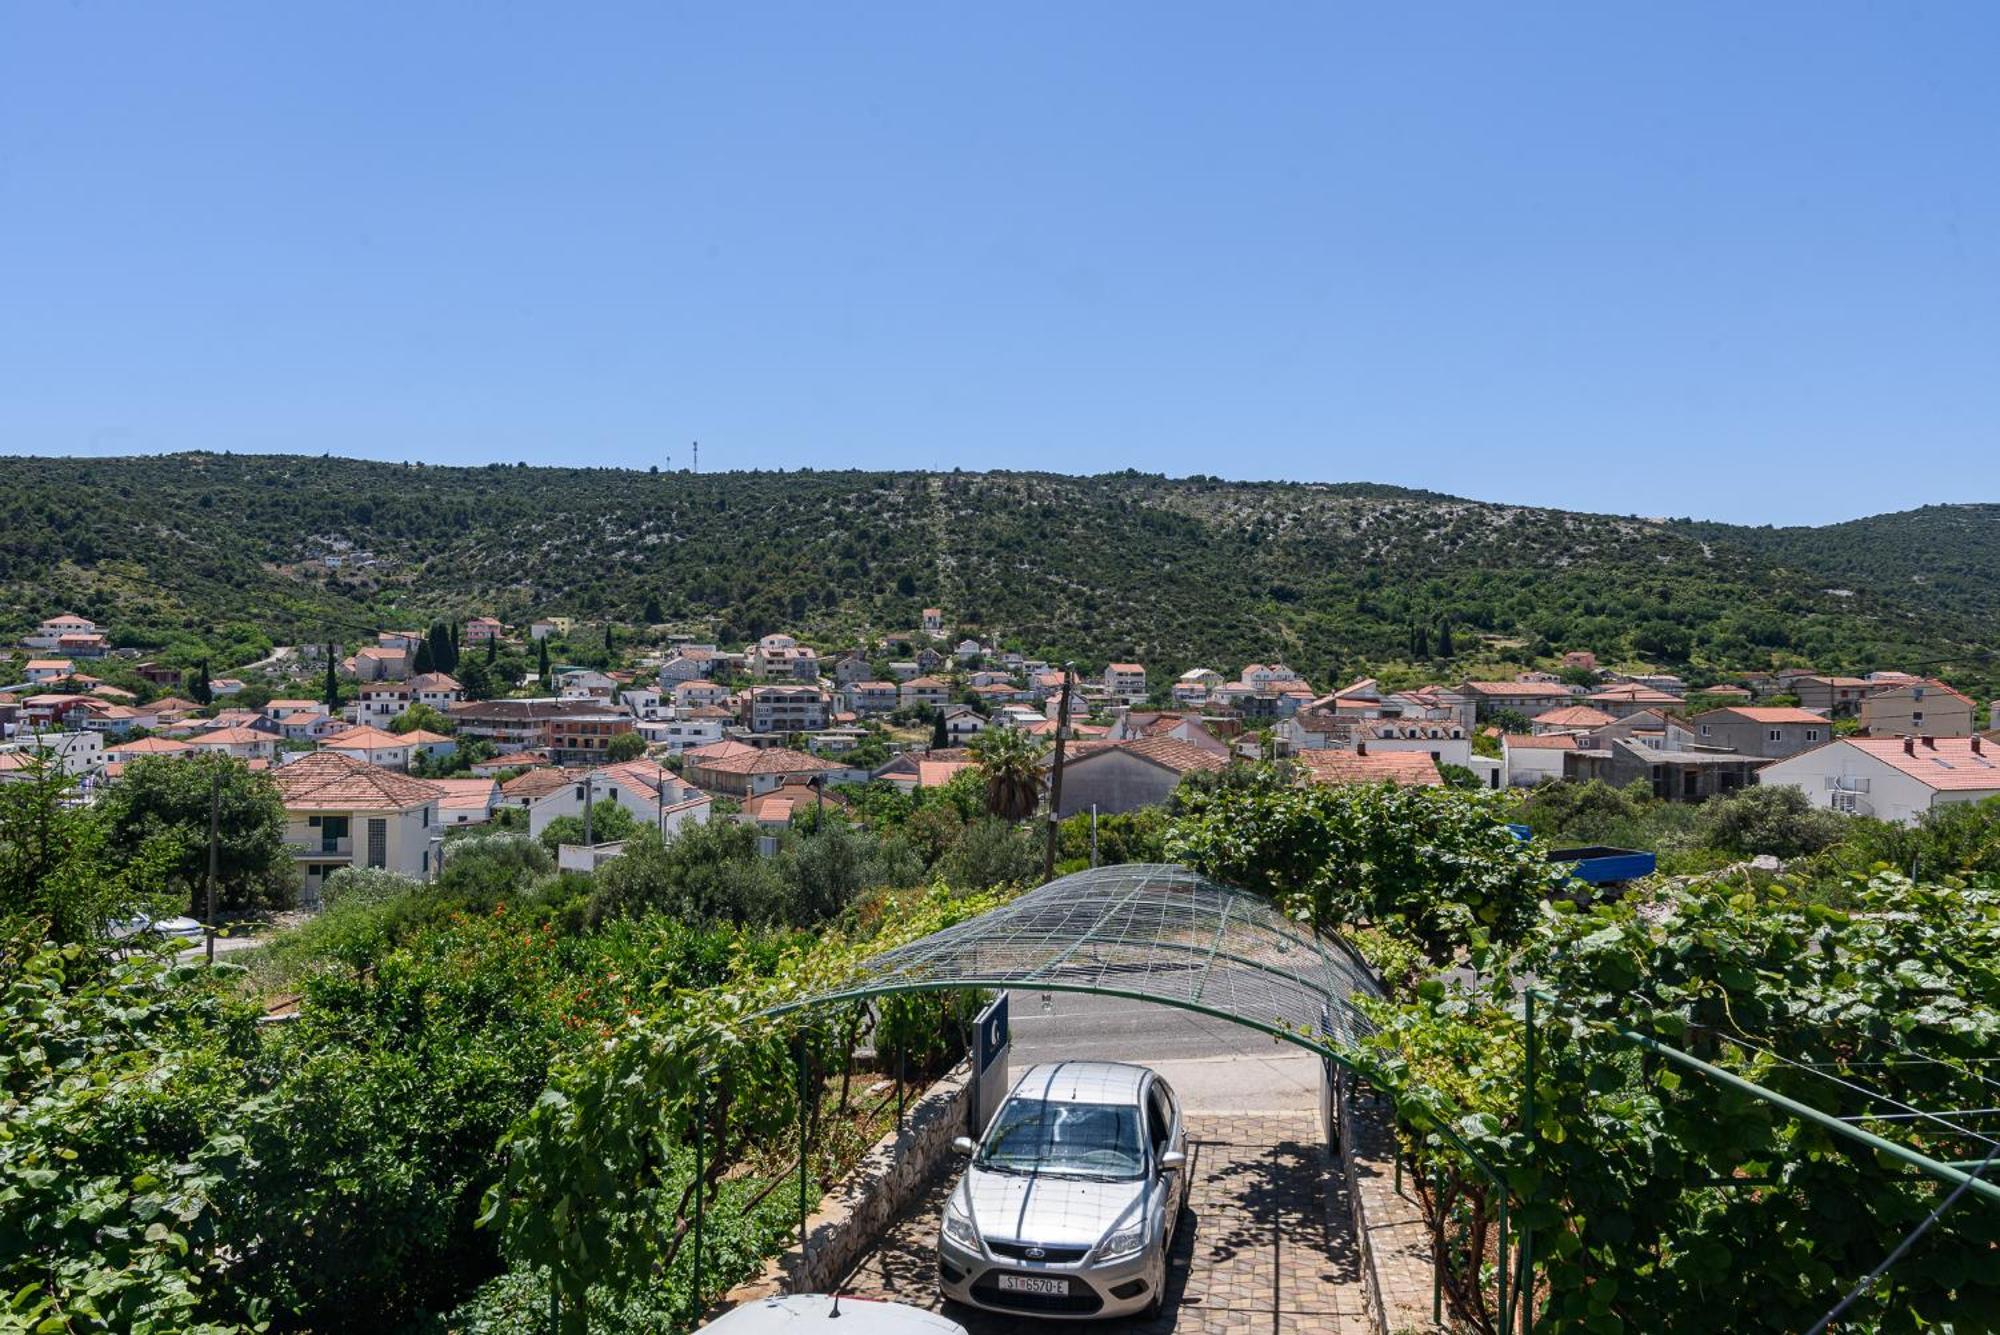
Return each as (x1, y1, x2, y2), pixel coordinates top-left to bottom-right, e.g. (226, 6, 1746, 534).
(366, 819, 388, 868)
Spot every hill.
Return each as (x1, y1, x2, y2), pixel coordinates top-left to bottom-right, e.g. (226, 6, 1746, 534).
(1, 453, 1994, 690)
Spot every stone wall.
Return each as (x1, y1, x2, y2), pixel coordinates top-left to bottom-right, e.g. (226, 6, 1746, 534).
(722, 1060, 973, 1304)
(1336, 1072, 1440, 1334)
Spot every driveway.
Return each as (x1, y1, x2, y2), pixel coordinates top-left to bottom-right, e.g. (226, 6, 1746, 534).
(838, 991, 1374, 1334)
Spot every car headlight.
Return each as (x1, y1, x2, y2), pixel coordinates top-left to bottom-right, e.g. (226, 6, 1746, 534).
(942, 1200, 979, 1250)
(1095, 1214, 1146, 1262)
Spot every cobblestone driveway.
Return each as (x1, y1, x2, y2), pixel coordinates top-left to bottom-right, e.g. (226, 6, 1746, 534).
(839, 1112, 1372, 1335)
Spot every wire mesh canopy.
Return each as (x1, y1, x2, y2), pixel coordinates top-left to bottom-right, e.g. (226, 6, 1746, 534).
(770, 863, 1384, 1055)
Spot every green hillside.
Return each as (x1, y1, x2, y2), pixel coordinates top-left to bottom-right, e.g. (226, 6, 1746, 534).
(1, 453, 1993, 690)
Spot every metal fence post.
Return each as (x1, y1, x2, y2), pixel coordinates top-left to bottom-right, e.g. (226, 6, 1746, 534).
(797, 1033, 811, 1276)
(693, 1091, 705, 1312)
(1519, 990, 1537, 1335)
(896, 1045, 906, 1134)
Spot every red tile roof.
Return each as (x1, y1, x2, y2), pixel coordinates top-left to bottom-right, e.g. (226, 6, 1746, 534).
(108, 736, 194, 755)
(695, 747, 846, 777)
(1294, 749, 1443, 787)
(1708, 707, 1827, 725)
(1827, 737, 2000, 791)
(1463, 681, 1573, 697)
(1532, 705, 1617, 728)
(321, 726, 409, 749)
(1505, 733, 1579, 750)
(272, 751, 440, 811)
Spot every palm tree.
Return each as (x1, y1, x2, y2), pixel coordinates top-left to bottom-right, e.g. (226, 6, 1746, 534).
(970, 727, 1046, 823)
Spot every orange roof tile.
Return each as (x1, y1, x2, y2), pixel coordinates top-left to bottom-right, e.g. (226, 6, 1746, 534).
(272, 751, 440, 811)
(1826, 737, 2000, 791)
(1294, 749, 1443, 787)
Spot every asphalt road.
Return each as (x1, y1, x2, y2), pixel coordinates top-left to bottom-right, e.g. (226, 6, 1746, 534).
(1003, 989, 1324, 1116)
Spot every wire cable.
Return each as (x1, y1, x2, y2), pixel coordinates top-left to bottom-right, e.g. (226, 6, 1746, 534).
(1803, 1138, 2000, 1335)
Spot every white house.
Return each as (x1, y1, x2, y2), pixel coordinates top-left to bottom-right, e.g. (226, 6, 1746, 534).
(657, 708, 730, 754)
(1172, 669, 1222, 706)
(431, 777, 500, 827)
(525, 759, 711, 839)
(320, 726, 416, 772)
(187, 727, 278, 764)
(22, 614, 98, 651)
(1502, 733, 1576, 788)
(23, 659, 73, 684)
(272, 751, 442, 904)
(942, 703, 987, 743)
(409, 672, 464, 712)
(1104, 663, 1148, 702)
(350, 681, 412, 727)
(621, 685, 666, 720)
(1757, 736, 2000, 825)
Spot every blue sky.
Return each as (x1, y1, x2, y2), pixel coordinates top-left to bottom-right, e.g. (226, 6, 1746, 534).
(3, 4, 1995, 524)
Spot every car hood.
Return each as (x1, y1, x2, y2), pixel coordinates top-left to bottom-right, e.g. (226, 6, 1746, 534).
(962, 1166, 1146, 1249)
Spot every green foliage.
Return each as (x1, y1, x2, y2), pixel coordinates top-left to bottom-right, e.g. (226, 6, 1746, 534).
(1166, 770, 1563, 964)
(1691, 784, 1849, 859)
(0, 941, 264, 1333)
(604, 731, 648, 762)
(968, 726, 1045, 821)
(1357, 870, 2000, 1332)
(537, 801, 640, 854)
(4, 459, 1995, 695)
(94, 753, 293, 915)
(478, 882, 1008, 1329)
(390, 701, 453, 735)
(0, 755, 160, 943)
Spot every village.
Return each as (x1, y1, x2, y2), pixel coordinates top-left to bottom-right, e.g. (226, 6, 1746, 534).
(5, 605, 1996, 903)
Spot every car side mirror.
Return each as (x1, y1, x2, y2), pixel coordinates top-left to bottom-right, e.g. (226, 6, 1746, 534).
(952, 1136, 978, 1154)
(1158, 1150, 1186, 1172)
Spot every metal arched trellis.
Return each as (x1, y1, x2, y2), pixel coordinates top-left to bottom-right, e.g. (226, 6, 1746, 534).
(763, 862, 1384, 1055)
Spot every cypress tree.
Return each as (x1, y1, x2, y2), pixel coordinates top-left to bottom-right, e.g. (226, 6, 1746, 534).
(931, 708, 950, 750)
(1412, 623, 1431, 659)
(537, 637, 551, 687)
(323, 644, 339, 711)
(643, 593, 664, 625)
(191, 660, 212, 706)
(413, 638, 435, 675)
(1436, 620, 1455, 658)
(486, 634, 497, 663)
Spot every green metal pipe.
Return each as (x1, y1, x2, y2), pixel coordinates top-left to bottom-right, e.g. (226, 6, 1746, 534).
(1528, 990, 2000, 1208)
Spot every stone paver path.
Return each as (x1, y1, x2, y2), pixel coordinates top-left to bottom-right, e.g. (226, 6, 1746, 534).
(840, 1112, 1372, 1334)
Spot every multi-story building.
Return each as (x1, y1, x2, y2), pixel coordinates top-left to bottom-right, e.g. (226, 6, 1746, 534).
(1103, 663, 1147, 701)
(1857, 680, 1976, 738)
(463, 616, 504, 646)
(740, 684, 830, 734)
(272, 751, 441, 905)
(1673, 707, 1829, 760)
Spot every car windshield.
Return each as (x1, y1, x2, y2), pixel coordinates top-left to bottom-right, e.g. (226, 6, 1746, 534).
(978, 1097, 1146, 1179)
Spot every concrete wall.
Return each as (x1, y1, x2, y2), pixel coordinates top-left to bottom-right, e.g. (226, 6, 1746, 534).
(724, 1062, 974, 1303)
(1336, 1072, 1441, 1333)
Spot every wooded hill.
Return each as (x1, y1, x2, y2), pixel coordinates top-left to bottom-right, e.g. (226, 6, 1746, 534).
(2, 453, 1994, 690)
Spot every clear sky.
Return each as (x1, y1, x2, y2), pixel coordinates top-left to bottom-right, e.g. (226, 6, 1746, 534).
(3, 4, 1995, 524)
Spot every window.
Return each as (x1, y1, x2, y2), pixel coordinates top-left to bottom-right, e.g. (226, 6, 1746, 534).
(1699, 725, 1711, 736)
(366, 819, 387, 868)
(1913, 711, 1925, 725)
(1806, 729, 1820, 741)
(1768, 730, 1783, 742)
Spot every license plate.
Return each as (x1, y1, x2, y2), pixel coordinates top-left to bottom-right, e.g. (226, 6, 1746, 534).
(997, 1274, 1069, 1296)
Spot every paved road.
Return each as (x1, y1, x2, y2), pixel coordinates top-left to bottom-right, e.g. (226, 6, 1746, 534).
(1007, 989, 1325, 1115)
(835, 992, 1371, 1334)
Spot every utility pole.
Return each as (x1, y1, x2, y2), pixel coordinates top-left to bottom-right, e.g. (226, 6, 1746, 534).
(658, 760, 669, 841)
(1090, 803, 1099, 868)
(582, 773, 594, 846)
(205, 769, 221, 964)
(692, 440, 699, 473)
(1042, 663, 1075, 883)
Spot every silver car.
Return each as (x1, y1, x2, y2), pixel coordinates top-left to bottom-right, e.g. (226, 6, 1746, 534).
(937, 1061, 1186, 1320)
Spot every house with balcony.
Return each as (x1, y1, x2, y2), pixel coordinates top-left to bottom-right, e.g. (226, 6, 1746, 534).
(1103, 663, 1148, 702)
(900, 676, 952, 711)
(22, 613, 98, 651)
(843, 681, 901, 716)
(1758, 736, 2000, 824)
(1173, 669, 1222, 706)
(272, 751, 441, 904)
(349, 681, 411, 727)
(740, 683, 830, 734)
(463, 616, 504, 646)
